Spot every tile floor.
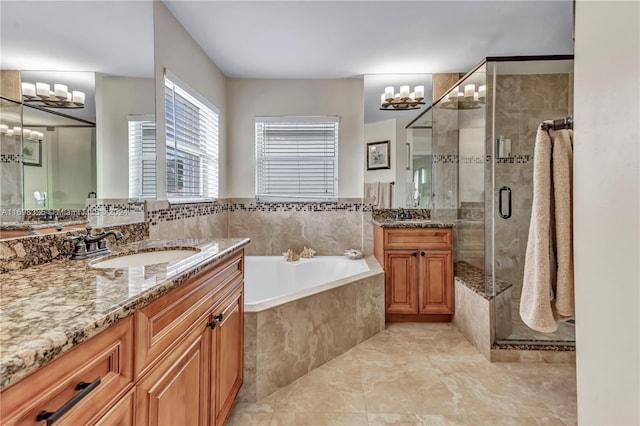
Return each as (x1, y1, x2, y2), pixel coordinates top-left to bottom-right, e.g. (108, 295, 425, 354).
(227, 323, 577, 426)
(503, 298, 576, 343)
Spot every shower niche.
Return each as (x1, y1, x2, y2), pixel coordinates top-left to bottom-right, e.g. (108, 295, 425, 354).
(407, 56, 575, 353)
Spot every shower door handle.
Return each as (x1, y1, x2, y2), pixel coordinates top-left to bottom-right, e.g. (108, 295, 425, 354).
(499, 186, 512, 219)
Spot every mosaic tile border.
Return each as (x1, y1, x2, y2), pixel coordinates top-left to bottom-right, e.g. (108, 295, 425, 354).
(146, 201, 228, 225)
(0, 154, 21, 164)
(146, 199, 375, 224)
(431, 154, 533, 164)
(492, 343, 575, 351)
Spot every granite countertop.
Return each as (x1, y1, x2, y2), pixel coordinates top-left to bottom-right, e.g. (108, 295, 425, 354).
(0, 219, 89, 231)
(0, 237, 250, 389)
(372, 219, 455, 228)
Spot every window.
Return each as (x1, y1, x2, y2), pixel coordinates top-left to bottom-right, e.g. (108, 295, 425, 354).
(255, 116, 339, 200)
(128, 115, 157, 200)
(165, 74, 219, 199)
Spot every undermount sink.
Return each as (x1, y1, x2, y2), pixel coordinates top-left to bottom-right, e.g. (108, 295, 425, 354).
(89, 249, 201, 269)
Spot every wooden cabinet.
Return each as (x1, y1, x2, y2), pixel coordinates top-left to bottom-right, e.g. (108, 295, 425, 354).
(374, 226, 454, 321)
(211, 286, 243, 426)
(0, 316, 134, 426)
(136, 323, 210, 426)
(0, 249, 245, 426)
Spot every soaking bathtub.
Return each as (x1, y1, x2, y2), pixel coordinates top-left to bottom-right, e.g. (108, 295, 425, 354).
(244, 256, 370, 312)
(239, 255, 385, 402)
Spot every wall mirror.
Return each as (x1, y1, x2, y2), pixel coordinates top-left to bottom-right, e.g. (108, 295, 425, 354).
(0, 1, 154, 239)
(363, 74, 433, 209)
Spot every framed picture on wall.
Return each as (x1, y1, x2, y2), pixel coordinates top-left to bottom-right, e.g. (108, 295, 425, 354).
(23, 139, 42, 167)
(366, 140, 390, 170)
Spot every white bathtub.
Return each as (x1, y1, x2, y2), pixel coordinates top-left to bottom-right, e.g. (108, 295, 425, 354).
(244, 256, 370, 312)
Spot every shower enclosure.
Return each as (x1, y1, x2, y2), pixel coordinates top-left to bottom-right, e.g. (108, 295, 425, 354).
(407, 55, 575, 345)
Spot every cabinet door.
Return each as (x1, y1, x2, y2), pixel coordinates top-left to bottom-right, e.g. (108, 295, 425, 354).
(95, 387, 135, 426)
(212, 286, 244, 426)
(384, 250, 419, 314)
(135, 324, 210, 426)
(419, 250, 454, 314)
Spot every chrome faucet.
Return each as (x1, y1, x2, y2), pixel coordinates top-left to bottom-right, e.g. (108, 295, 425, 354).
(395, 208, 412, 220)
(66, 226, 123, 260)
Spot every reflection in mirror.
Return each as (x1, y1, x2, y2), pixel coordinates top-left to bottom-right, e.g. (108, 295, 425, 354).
(363, 74, 433, 209)
(0, 1, 154, 239)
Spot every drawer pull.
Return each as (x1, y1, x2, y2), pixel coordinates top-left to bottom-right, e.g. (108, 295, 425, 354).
(214, 313, 224, 322)
(36, 376, 101, 425)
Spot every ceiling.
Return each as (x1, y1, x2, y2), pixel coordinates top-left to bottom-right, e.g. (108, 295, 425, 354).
(164, 1, 574, 79)
(1, 1, 574, 124)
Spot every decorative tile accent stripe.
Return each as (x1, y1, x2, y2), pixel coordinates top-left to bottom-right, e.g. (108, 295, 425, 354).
(23, 209, 86, 222)
(146, 199, 375, 224)
(228, 200, 374, 213)
(431, 154, 533, 164)
(0, 222, 149, 273)
(146, 201, 228, 225)
(0, 154, 21, 164)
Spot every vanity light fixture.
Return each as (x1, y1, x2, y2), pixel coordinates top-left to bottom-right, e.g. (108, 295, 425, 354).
(21, 82, 85, 109)
(0, 124, 43, 141)
(380, 85, 426, 111)
(439, 84, 486, 110)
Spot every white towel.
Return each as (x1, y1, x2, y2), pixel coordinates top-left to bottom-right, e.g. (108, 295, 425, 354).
(364, 182, 393, 209)
(520, 125, 575, 332)
(552, 129, 574, 319)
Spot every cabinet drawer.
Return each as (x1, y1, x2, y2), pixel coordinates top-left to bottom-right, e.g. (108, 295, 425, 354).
(0, 316, 134, 426)
(384, 228, 452, 249)
(135, 251, 244, 379)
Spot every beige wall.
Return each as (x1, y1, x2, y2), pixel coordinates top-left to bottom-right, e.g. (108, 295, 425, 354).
(574, 1, 639, 424)
(95, 75, 154, 199)
(153, 1, 228, 199)
(226, 78, 364, 198)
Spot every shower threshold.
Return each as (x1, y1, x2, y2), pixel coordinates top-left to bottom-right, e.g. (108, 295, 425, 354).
(495, 339, 575, 347)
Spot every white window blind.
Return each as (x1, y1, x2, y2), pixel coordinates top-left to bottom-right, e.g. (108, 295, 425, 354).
(255, 116, 339, 200)
(128, 116, 157, 200)
(165, 74, 219, 199)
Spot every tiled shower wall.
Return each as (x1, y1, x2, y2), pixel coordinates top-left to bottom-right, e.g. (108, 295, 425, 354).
(488, 73, 572, 298)
(146, 199, 374, 256)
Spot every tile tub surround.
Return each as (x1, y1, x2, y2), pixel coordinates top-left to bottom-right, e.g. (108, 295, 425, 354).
(0, 237, 250, 389)
(239, 256, 384, 403)
(228, 198, 373, 256)
(0, 222, 149, 272)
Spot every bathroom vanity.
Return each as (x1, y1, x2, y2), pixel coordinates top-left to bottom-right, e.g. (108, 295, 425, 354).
(373, 220, 455, 322)
(0, 238, 249, 426)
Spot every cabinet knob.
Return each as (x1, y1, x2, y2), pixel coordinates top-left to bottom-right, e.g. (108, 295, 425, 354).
(206, 320, 216, 330)
(421, 251, 425, 256)
(214, 313, 224, 322)
(412, 252, 417, 256)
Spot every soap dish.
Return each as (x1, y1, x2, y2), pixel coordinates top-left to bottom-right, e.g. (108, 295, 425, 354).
(344, 249, 363, 260)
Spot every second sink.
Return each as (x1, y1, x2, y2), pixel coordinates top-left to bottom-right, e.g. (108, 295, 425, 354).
(89, 249, 201, 269)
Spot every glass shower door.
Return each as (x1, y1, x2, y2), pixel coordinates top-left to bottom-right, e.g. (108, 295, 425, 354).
(489, 58, 575, 344)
